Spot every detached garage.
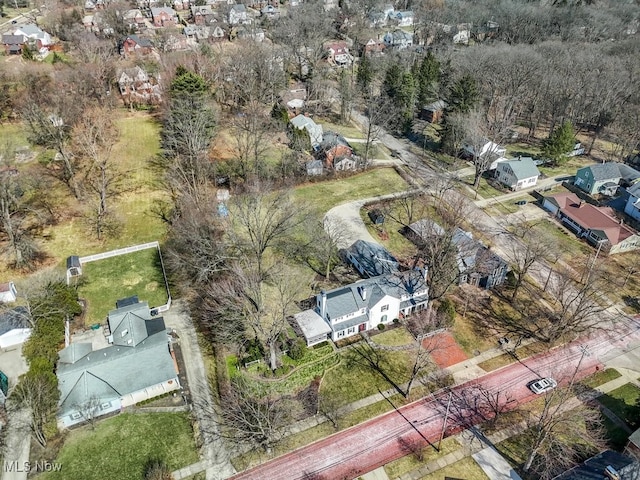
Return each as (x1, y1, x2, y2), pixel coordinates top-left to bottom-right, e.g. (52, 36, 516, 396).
(0, 307, 32, 350)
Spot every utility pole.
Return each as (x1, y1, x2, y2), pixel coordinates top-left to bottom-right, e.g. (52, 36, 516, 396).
(438, 390, 453, 451)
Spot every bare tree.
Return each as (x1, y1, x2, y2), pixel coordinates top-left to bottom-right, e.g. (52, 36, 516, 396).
(229, 187, 307, 279)
(205, 376, 292, 450)
(74, 395, 101, 430)
(231, 104, 273, 182)
(380, 193, 427, 230)
(297, 215, 348, 280)
(72, 106, 125, 239)
(206, 261, 302, 371)
(522, 387, 606, 479)
(504, 221, 555, 302)
(22, 98, 84, 199)
(0, 153, 45, 269)
(8, 372, 59, 448)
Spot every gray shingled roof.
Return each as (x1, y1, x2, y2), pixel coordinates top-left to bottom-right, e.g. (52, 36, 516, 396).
(347, 239, 399, 277)
(500, 157, 540, 180)
(58, 330, 176, 413)
(323, 270, 427, 319)
(583, 163, 622, 181)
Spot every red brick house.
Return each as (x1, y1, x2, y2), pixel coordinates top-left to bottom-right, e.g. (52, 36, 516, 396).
(120, 35, 154, 57)
(151, 6, 178, 27)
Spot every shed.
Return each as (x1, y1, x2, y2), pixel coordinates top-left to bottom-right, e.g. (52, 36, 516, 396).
(66, 256, 82, 277)
(0, 282, 17, 303)
(368, 209, 385, 225)
(419, 100, 447, 123)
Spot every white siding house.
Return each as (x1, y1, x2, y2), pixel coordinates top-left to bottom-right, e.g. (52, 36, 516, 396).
(495, 157, 541, 190)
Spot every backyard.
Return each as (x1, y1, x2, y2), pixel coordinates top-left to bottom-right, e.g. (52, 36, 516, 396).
(293, 167, 409, 215)
(38, 413, 198, 480)
(77, 246, 169, 326)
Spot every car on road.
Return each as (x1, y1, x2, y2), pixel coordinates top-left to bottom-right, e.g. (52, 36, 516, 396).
(528, 377, 557, 394)
(11, 20, 17, 24)
(515, 200, 527, 206)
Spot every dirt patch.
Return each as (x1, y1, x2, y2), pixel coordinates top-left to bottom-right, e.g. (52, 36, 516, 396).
(424, 331, 468, 369)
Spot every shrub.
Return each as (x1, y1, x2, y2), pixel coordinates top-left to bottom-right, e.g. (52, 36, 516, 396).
(377, 323, 385, 330)
(244, 338, 265, 363)
(437, 298, 456, 327)
(288, 338, 306, 361)
(392, 318, 399, 324)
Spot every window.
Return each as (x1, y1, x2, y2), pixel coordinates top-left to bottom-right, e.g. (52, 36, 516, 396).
(381, 315, 387, 323)
(121, 329, 129, 337)
(381, 305, 389, 312)
(337, 330, 345, 338)
(347, 327, 356, 334)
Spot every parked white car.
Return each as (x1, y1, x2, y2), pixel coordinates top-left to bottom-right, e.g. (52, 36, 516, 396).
(528, 377, 557, 394)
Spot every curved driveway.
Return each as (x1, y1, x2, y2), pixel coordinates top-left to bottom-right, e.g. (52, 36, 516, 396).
(324, 190, 419, 249)
(231, 320, 640, 480)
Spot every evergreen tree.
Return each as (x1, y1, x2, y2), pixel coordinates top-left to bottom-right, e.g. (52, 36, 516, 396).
(447, 74, 478, 114)
(356, 54, 373, 95)
(398, 71, 417, 132)
(414, 52, 440, 106)
(543, 121, 576, 166)
(383, 64, 404, 100)
(170, 67, 209, 96)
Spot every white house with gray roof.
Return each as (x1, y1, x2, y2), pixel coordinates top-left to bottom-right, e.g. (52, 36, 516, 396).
(495, 157, 541, 190)
(295, 269, 428, 344)
(57, 299, 179, 428)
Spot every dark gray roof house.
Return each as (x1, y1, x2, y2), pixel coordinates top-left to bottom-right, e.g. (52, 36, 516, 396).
(406, 220, 508, 289)
(574, 162, 640, 195)
(345, 240, 399, 278)
(57, 299, 179, 428)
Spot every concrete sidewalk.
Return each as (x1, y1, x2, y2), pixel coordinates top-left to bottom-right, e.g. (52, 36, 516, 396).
(396, 372, 639, 480)
(473, 447, 523, 480)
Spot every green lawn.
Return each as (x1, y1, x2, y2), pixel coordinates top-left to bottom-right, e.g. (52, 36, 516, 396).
(77, 247, 169, 325)
(316, 118, 365, 139)
(528, 219, 591, 260)
(369, 327, 415, 347)
(361, 207, 417, 261)
(293, 168, 408, 215)
(0, 122, 30, 148)
(596, 383, 640, 430)
(40, 413, 198, 480)
(384, 436, 459, 479)
(420, 457, 489, 480)
(579, 368, 622, 389)
(462, 175, 509, 200)
(319, 347, 415, 407)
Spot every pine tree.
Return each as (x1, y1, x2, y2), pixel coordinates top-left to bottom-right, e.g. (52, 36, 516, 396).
(383, 64, 404, 100)
(447, 74, 478, 114)
(414, 52, 440, 106)
(543, 121, 575, 166)
(356, 54, 373, 95)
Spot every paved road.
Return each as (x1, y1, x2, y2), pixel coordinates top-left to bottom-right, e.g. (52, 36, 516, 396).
(163, 302, 236, 480)
(231, 321, 640, 480)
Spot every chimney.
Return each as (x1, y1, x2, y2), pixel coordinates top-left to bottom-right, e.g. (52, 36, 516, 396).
(359, 286, 367, 301)
(319, 290, 327, 319)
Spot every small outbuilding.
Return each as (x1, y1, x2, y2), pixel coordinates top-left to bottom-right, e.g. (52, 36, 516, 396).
(0, 282, 17, 303)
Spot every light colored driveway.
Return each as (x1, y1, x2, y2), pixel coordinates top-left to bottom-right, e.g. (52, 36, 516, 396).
(163, 302, 236, 480)
(1, 409, 30, 480)
(324, 190, 419, 249)
(472, 447, 523, 480)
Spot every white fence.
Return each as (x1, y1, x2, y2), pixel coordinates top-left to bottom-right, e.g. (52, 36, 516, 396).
(79, 241, 160, 264)
(76, 241, 172, 312)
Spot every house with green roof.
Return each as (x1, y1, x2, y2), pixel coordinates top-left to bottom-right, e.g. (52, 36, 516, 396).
(495, 157, 541, 190)
(56, 299, 179, 428)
